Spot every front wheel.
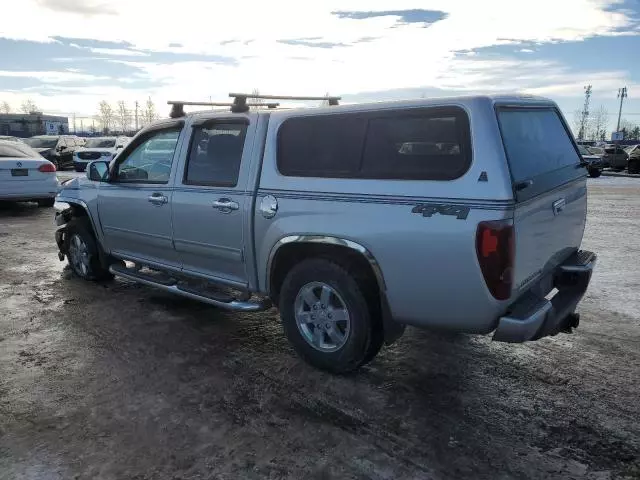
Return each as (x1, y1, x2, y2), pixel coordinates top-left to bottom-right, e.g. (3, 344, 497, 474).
(588, 168, 602, 178)
(629, 159, 640, 175)
(279, 258, 382, 373)
(65, 218, 113, 281)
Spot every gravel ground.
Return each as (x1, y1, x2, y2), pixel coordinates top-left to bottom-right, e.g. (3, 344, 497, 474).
(0, 178, 639, 480)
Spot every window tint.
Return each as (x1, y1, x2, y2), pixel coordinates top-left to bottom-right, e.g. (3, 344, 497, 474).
(116, 129, 180, 183)
(277, 108, 471, 180)
(185, 123, 247, 187)
(497, 108, 580, 183)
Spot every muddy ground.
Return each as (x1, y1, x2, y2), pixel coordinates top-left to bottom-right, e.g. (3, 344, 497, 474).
(0, 177, 639, 480)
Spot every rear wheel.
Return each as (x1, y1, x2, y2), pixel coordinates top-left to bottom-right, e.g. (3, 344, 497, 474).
(65, 218, 113, 281)
(37, 198, 55, 207)
(279, 258, 383, 373)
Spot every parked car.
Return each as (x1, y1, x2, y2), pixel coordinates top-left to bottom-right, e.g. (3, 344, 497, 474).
(623, 145, 640, 174)
(577, 145, 604, 177)
(54, 94, 596, 373)
(0, 140, 57, 207)
(0, 135, 23, 142)
(602, 144, 629, 171)
(24, 135, 84, 170)
(73, 136, 130, 172)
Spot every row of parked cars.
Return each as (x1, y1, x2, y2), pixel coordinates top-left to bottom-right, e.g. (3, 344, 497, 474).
(0, 134, 130, 207)
(0, 134, 131, 171)
(578, 142, 640, 176)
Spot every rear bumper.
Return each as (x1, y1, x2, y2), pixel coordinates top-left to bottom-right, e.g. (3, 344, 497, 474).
(493, 250, 596, 343)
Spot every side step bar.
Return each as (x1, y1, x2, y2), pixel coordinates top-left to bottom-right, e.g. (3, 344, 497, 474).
(109, 264, 272, 312)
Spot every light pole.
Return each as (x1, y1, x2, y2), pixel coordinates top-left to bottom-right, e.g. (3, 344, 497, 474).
(616, 86, 627, 133)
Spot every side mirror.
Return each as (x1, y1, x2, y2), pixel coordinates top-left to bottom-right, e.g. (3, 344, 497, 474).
(86, 161, 110, 182)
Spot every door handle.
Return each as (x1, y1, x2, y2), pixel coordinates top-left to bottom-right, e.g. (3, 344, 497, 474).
(212, 198, 239, 213)
(148, 193, 168, 206)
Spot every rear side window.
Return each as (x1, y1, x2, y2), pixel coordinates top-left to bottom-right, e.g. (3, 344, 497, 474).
(497, 108, 581, 186)
(185, 122, 247, 187)
(277, 107, 471, 180)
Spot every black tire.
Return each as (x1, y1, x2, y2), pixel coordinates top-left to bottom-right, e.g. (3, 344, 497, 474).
(37, 198, 55, 207)
(65, 217, 113, 281)
(279, 258, 383, 373)
(588, 168, 602, 178)
(629, 159, 640, 175)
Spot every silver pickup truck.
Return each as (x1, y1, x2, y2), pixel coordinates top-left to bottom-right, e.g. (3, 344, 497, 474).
(54, 93, 596, 373)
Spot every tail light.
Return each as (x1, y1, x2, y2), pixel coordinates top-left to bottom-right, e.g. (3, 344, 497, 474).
(476, 220, 515, 300)
(38, 162, 57, 173)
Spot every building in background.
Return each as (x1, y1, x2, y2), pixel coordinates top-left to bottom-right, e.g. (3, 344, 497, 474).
(0, 112, 69, 138)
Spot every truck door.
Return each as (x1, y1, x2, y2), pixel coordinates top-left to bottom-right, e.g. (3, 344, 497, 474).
(171, 116, 256, 288)
(97, 125, 184, 268)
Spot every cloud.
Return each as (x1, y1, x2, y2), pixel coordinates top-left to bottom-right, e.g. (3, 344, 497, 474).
(332, 9, 448, 27)
(36, 0, 116, 16)
(277, 38, 351, 48)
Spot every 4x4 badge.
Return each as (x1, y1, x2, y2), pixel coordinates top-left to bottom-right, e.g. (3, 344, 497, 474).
(412, 203, 470, 220)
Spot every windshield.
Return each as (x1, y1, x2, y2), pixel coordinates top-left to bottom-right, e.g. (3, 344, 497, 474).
(25, 137, 57, 149)
(84, 138, 116, 148)
(0, 142, 42, 158)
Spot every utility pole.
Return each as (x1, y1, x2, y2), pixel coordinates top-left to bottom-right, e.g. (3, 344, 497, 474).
(80, 118, 84, 133)
(134, 101, 139, 130)
(616, 86, 627, 133)
(578, 85, 592, 141)
(72, 112, 76, 134)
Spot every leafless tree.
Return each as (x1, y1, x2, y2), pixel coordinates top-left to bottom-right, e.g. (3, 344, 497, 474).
(20, 98, 38, 114)
(0, 101, 11, 114)
(97, 101, 114, 133)
(116, 100, 131, 133)
(249, 88, 264, 110)
(619, 118, 636, 139)
(143, 97, 157, 125)
(589, 106, 609, 142)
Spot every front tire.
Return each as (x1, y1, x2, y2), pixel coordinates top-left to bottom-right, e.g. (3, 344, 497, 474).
(65, 218, 113, 281)
(629, 159, 640, 175)
(588, 168, 602, 178)
(279, 258, 383, 373)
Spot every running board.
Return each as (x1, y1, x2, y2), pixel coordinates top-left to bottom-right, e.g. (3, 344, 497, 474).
(109, 264, 271, 312)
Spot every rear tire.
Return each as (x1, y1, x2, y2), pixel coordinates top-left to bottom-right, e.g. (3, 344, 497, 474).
(37, 198, 55, 207)
(65, 217, 113, 281)
(279, 258, 383, 373)
(588, 168, 602, 178)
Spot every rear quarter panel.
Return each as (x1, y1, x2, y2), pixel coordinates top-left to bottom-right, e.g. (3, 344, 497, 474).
(255, 97, 517, 333)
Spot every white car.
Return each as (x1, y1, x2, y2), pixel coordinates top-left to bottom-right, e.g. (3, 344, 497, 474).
(0, 140, 58, 207)
(73, 136, 130, 172)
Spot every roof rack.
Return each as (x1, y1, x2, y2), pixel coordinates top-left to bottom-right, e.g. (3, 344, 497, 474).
(167, 100, 280, 118)
(228, 93, 341, 113)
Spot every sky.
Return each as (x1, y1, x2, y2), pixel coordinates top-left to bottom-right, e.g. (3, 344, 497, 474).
(0, 0, 639, 135)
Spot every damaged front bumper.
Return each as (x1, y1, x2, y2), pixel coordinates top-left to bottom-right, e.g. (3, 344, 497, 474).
(493, 250, 596, 343)
(54, 201, 72, 261)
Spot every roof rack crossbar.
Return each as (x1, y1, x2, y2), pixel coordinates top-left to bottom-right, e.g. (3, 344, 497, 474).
(229, 92, 341, 113)
(168, 100, 279, 118)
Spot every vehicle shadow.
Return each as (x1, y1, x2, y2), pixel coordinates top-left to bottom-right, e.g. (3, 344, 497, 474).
(0, 201, 46, 218)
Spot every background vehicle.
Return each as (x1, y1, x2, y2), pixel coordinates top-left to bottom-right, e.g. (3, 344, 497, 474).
(54, 94, 596, 373)
(602, 144, 629, 171)
(73, 136, 130, 172)
(0, 140, 57, 207)
(578, 144, 604, 177)
(0, 135, 23, 142)
(24, 135, 84, 170)
(624, 144, 640, 174)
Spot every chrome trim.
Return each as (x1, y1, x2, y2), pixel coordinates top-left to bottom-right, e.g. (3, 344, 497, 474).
(266, 235, 386, 293)
(109, 265, 270, 312)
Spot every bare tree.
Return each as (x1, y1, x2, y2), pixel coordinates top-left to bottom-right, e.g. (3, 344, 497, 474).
(249, 88, 264, 110)
(0, 101, 11, 114)
(143, 97, 157, 125)
(97, 101, 114, 134)
(116, 100, 131, 133)
(589, 106, 609, 142)
(20, 98, 38, 114)
(631, 126, 640, 141)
